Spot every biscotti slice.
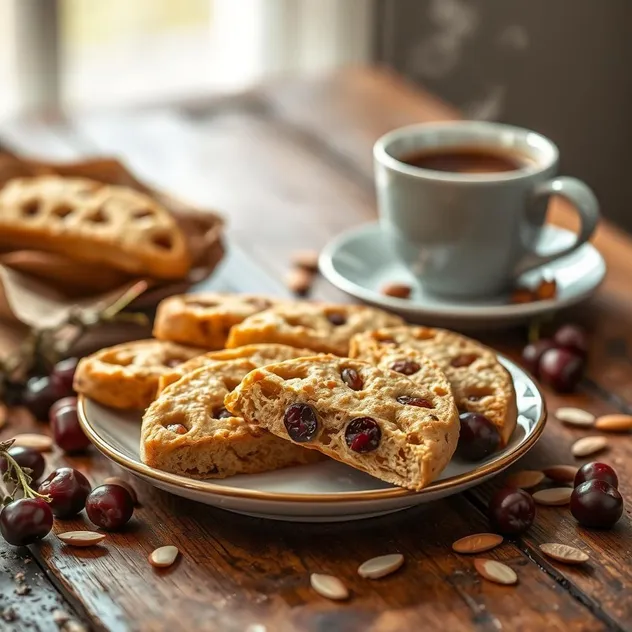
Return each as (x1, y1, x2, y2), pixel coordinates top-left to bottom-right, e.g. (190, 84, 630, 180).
(224, 355, 459, 490)
(350, 326, 517, 445)
(158, 343, 318, 392)
(0, 176, 190, 279)
(141, 352, 323, 479)
(74, 339, 205, 410)
(226, 303, 404, 356)
(153, 293, 282, 349)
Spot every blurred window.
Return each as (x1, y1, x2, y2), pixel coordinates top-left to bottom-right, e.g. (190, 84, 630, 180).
(0, 0, 374, 117)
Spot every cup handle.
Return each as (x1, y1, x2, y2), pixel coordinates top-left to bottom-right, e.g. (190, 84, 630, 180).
(514, 176, 600, 276)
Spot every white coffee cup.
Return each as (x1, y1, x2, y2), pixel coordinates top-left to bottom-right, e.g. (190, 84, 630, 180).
(373, 121, 600, 298)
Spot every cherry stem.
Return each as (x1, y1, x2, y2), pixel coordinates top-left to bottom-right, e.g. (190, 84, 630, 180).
(0, 446, 50, 502)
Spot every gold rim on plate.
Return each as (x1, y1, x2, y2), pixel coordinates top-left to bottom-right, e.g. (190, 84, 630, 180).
(77, 360, 547, 504)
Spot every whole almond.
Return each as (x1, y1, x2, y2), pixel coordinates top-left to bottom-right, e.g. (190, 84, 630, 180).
(104, 477, 138, 505)
(381, 283, 412, 299)
(555, 407, 595, 427)
(11, 434, 53, 452)
(285, 268, 313, 296)
(594, 414, 632, 433)
(572, 436, 608, 457)
(291, 250, 320, 272)
(505, 470, 545, 489)
(474, 559, 517, 585)
(357, 553, 404, 579)
(539, 543, 589, 565)
(310, 573, 349, 600)
(452, 533, 503, 554)
(57, 531, 106, 547)
(542, 465, 579, 483)
(148, 546, 179, 568)
(532, 487, 573, 506)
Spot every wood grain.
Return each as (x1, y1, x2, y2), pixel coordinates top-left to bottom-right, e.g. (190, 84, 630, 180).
(0, 67, 631, 631)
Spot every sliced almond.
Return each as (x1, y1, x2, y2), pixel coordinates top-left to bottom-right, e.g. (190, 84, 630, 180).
(532, 487, 573, 506)
(11, 433, 53, 452)
(572, 436, 608, 457)
(473, 559, 517, 585)
(148, 545, 179, 568)
(452, 533, 503, 554)
(542, 464, 579, 483)
(57, 531, 106, 547)
(539, 543, 589, 565)
(357, 553, 404, 579)
(291, 249, 320, 272)
(555, 407, 595, 427)
(104, 477, 138, 505)
(310, 573, 349, 600)
(594, 414, 632, 433)
(381, 283, 412, 299)
(505, 470, 545, 489)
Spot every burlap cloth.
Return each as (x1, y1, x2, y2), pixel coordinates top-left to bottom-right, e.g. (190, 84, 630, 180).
(0, 154, 224, 362)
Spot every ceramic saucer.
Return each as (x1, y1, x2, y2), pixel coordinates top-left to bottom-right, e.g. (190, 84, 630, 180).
(319, 223, 606, 328)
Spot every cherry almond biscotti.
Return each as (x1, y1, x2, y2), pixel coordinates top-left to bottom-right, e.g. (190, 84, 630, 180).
(224, 355, 459, 490)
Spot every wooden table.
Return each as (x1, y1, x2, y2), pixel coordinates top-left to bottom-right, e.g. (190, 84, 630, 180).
(1, 67, 631, 632)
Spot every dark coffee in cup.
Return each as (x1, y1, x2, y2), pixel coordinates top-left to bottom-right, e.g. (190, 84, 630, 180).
(398, 146, 536, 174)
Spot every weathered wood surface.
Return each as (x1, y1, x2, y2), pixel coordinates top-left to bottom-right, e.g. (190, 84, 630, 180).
(0, 67, 631, 631)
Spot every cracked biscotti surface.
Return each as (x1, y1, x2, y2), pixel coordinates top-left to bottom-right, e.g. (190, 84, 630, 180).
(153, 293, 282, 349)
(224, 355, 459, 490)
(226, 303, 405, 356)
(158, 343, 317, 393)
(350, 326, 517, 445)
(0, 176, 191, 279)
(74, 339, 205, 410)
(141, 346, 323, 479)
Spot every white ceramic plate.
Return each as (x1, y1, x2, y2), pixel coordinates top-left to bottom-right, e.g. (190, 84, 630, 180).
(319, 223, 606, 328)
(78, 355, 546, 522)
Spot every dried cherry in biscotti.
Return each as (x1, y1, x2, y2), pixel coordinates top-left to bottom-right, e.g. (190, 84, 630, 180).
(284, 403, 318, 442)
(345, 417, 381, 453)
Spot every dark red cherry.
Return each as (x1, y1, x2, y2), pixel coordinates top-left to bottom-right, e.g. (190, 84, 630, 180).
(539, 348, 584, 393)
(85, 484, 134, 531)
(341, 368, 363, 391)
(345, 417, 381, 453)
(22, 376, 64, 420)
(521, 338, 556, 376)
(575, 462, 618, 489)
(0, 446, 46, 482)
(51, 402, 90, 454)
(37, 467, 91, 518)
(51, 357, 79, 395)
(457, 412, 501, 461)
(213, 407, 232, 419)
(488, 487, 536, 535)
(571, 480, 623, 529)
(283, 404, 318, 442)
(390, 360, 420, 376)
(0, 498, 53, 546)
(554, 324, 588, 358)
(326, 312, 346, 326)
(50, 396, 78, 421)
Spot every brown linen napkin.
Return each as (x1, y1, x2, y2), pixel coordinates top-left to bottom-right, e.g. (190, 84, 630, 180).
(0, 154, 224, 363)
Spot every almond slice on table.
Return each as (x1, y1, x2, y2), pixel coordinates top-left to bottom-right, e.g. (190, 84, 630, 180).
(452, 533, 503, 554)
(357, 554, 404, 579)
(542, 465, 579, 483)
(594, 414, 632, 433)
(310, 573, 349, 600)
(555, 407, 595, 427)
(572, 436, 608, 458)
(11, 434, 53, 452)
(104, 477, 139, 505)
(57, 531, 106, 547)
(505, 470, 545, 489)
(532, 487, 573, 506)
(539, 543, 589, 565)
(148, 546, 180, 568)
(474, 559, 518, 585)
